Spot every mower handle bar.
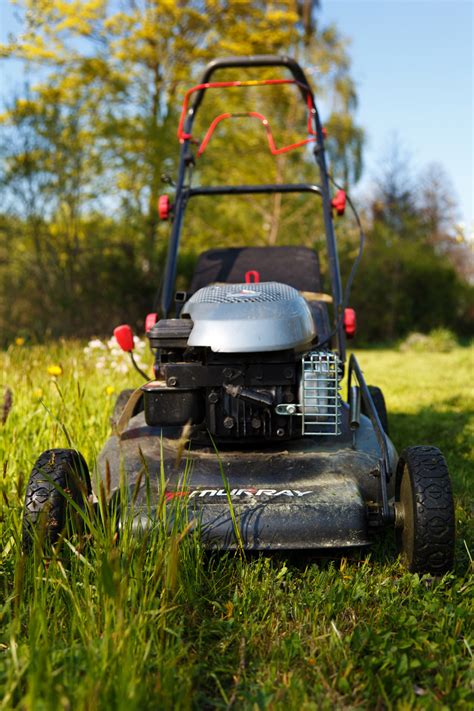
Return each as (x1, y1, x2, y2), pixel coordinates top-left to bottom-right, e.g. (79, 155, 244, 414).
(160, 183, 323, 319)
(188, 55, 314, 121)
(187, 183, 322, 198)
(161, 55, 346, 359)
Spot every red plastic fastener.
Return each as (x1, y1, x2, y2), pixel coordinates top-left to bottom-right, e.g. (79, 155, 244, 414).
(245, 270, 260, 284)
(343, 308, 356, 338)
(331, 189, 346, 216)
(114, 324, 135, 352)
(158, 194, 171, 220)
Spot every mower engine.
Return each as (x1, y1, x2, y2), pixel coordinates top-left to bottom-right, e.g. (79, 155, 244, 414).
(143, 282, 341, 442)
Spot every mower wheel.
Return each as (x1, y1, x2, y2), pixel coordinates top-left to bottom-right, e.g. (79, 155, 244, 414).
(363, 385, 389, 434)
(22, 449, 91, 550)
(395, 446, 455, 575)
(111, 388, 144, 427)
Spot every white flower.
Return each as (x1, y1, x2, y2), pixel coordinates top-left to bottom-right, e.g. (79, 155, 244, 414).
(88, 339, 107, 350)
(115, 361, 129, 374)
(134, 362, 148, 373)
(133, 336, 146, 351)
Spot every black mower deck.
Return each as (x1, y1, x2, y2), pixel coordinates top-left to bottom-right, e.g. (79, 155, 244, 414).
(97, 408, 397, 550)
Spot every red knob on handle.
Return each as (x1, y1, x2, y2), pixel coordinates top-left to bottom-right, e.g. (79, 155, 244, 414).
(343, 308, 356, 338)
(158, 195, 171, 220)
(331, 189, 346, 216)
(145, 312, 158, 333)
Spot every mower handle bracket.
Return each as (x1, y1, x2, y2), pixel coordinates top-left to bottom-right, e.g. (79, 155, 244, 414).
(348, 354, 394, 525)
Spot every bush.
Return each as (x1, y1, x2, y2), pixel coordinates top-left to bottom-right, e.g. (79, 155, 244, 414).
(342, 226, 474, 344)
(399, 328, 458, 353)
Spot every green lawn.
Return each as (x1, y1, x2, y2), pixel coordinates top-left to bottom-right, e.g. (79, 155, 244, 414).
(0, 342, 472, 709)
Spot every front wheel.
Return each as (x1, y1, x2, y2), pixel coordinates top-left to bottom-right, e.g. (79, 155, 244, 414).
(395, 446, 455, 575)
(22, 449, 91, 550)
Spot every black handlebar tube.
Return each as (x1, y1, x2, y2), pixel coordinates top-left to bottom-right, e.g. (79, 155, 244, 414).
(190, 55, 311, 116)
(159, 145, 190, 317)
(188, 183, 322, 198)
(348, 354, 394, 525)
(160, 184, 323, 313)
(312, 124, 346, 360)
(160, 55, 346, 359)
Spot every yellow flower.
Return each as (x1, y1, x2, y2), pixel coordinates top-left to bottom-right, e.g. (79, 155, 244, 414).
(106, 385, 115, 395)
(15, 337, 25, 346)
(47, 365, 63, 377)
(33, 388, 44, 400)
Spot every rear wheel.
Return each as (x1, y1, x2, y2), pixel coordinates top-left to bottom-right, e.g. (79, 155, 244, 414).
(22, 449, 91, 550)
(395, 446, 455, 574)
(362, 385, 389, 434)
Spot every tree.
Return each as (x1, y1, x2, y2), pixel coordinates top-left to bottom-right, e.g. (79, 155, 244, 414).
(418, 162, 458, 240)
(1, 1, 363, 245)
(371, 140, 422, 238)
(0, 1, 365, 341)
(344, 144, 474, 343)
(417, 163, 473, 284)
(0, 90, 155, 340)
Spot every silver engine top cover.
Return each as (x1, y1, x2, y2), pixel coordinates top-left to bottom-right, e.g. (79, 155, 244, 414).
(182, 282, 316, 353)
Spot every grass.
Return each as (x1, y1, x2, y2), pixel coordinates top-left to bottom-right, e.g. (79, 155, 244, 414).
(0, 341, 472, 709)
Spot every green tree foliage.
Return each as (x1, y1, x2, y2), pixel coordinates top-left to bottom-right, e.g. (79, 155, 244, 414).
(0, 2, 470, 344)
(340, 153, 474, 343)
(347, 227, 471, 343)
(0, 1, 365, 342)
(0, 0, 361, 240)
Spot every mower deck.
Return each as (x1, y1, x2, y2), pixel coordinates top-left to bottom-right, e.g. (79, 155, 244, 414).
(97, 409, 397, 550)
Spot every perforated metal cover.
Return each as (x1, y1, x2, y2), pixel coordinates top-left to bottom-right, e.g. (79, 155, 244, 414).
(182, 282, 315, 353)
(300, 351, 341, 435)
(190, 282, 298, 304)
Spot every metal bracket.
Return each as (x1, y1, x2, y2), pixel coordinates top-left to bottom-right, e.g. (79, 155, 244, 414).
(275, 404, 299, 416)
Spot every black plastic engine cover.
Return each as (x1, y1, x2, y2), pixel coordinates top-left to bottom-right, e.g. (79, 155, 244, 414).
(142, 381, 204, 426)
(148, 318, 193, 349)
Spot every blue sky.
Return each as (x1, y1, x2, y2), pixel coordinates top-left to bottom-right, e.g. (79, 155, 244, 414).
(321, 0, 473, 230)
(0, 0, 472, 228)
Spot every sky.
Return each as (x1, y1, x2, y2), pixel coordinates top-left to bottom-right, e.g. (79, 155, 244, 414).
(0, 0, 472, 229)
(321, 0, 473, 231)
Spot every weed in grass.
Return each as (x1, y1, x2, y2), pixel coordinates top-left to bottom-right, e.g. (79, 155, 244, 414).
(0, 342, 472, 709)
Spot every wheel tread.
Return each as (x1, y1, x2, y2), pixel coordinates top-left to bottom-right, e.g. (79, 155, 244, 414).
(22, 448, 91, 548)
(396, 445, 455, 574)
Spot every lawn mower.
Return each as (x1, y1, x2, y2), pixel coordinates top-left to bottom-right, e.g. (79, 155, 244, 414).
(22, 56, 455, 574)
